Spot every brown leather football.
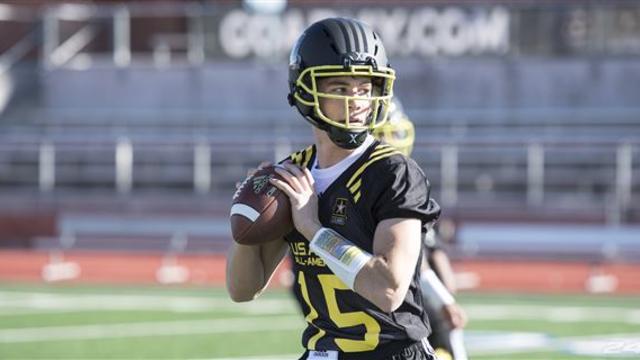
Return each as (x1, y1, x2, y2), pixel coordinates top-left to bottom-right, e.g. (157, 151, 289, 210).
(229, 166, 293, 245)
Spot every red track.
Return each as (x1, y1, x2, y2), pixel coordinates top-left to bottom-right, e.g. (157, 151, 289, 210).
(1, 250, 639, 294)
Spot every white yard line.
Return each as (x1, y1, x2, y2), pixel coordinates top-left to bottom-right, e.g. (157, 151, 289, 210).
(465, 304, 640, 324)
(205, 355, 299, 360)
(1, 289, 638, 358)
(4, 291, 637, 324)
(560, 332, 640, 358)
(0, 315, 303, 343)
(207, 332, 640, 359)
(462, 331, 551, 355)
(0, 291, 296, 315)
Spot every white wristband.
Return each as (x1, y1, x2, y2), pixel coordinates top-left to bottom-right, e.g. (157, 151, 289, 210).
(420, 269, 455, 308)
(309, 227, 372, 290)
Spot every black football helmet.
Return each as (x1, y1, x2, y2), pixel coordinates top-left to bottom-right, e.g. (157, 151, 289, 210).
(288, 17, 396, 149)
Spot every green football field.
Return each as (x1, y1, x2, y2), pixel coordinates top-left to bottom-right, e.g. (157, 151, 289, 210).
(0, 282, 638, 359)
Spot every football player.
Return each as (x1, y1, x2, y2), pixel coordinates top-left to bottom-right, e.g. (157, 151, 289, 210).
(226, 17, 440, 359)
(373, 98, 468, 360)
(371, 98, 415, 157)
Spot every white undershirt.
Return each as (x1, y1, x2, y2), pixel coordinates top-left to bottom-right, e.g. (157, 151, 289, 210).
(311, 135, 374, 194)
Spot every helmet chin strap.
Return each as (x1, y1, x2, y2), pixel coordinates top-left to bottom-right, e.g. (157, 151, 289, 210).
(326, 126, 368, 149)
(305, 114, 369, 150)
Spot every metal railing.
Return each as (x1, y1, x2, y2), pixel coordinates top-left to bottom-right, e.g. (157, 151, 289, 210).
(0, 137, 636, 223)
(0, 1, 638, 227)
(0, 5, 37, 114)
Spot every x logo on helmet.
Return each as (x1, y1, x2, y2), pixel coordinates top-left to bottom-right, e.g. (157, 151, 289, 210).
(349, 134, 359, 144)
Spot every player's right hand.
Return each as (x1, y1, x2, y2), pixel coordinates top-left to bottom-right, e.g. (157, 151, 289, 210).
(270, 161, 321, 241)
(442, 303, 468, 329)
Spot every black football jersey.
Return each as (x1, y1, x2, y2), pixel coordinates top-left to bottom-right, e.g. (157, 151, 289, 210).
(281, 140, 440, 357)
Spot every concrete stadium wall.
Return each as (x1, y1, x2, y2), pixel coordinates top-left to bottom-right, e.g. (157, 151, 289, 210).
(0, 211, 56, 248)
(36, 58, 640, 117)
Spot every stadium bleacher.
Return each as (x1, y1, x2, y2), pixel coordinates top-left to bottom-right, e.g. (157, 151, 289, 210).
(1, 1, 639, 261)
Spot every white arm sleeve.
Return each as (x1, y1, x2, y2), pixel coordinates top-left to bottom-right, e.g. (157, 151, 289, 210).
(420, 269, 455, 308)
(309, 227, 372, 290)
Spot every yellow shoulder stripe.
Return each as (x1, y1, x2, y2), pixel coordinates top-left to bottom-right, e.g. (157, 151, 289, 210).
(347, 145, 401, 203)
(289, 145, 314, 168)
(302, 145, 314, 168)
(369, 144, 394, 158)
(348, 178, 362, 193)
(347, 148, 400, 188)
(290, 151, 304, 166)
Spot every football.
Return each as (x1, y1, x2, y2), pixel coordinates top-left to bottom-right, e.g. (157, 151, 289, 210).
(229, 166, 293, 245)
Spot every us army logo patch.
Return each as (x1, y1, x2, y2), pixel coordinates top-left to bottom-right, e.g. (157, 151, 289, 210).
(331, 198, 348, 225)
(252, 175, 270, 194)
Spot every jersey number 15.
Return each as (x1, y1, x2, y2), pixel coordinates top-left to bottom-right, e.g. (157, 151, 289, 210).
(298, 271, 381, 352)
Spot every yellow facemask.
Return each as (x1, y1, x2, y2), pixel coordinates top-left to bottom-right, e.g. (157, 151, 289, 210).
(293, 65, 396, 131)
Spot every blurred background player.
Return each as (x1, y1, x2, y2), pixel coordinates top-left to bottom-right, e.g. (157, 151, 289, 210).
(373, 98, 469, 360)
(372, 99, 415, 157)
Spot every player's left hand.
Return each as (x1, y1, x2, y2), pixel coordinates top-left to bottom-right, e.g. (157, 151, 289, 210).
(270, 161, 322, 240)
(442, 303, 468, 329)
